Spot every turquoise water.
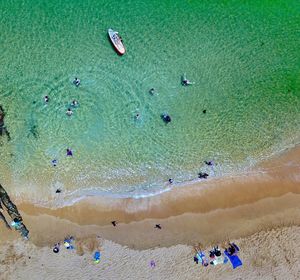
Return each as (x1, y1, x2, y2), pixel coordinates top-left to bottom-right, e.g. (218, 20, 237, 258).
(0, 0, 299, 205)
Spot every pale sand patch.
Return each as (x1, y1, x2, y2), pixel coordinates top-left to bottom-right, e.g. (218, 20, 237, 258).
(0, 226, 299, 280)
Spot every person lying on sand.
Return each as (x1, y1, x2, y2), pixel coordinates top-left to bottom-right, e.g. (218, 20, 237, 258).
(227, 243, 240, 256)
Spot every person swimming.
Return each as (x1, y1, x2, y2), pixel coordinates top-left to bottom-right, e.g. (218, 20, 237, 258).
(44, 95, 49, 103)
(71, 100, 78, 107)
(66, 108, 73, 116)
(161, 113, 171, 123)
(204, 160, 213, 166)
(181, 74, 194, 86)
(149, 88, 155, 95)
(168, 178, 173, 184)
(135, 113, 140, 120)
(73, 77, 81, 87)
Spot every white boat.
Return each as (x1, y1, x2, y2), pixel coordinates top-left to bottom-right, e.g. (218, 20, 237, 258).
(108, 29, 126, 55)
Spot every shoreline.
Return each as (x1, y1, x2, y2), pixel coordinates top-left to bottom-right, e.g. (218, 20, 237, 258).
(0, 144, 299, 250)
(4, 140, 300, 209)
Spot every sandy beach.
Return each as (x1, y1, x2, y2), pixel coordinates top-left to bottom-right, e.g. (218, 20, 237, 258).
(0, 145, 299, 279)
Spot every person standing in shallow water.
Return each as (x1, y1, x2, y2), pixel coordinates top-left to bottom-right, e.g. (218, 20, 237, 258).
(66, 148, 73, 156)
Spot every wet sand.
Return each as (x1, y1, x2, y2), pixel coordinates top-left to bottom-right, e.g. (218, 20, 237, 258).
(0, 145, 299, 279)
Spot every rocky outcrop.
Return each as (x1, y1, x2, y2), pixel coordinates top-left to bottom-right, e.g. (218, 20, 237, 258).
(0, 184, 29, 239)
(0, 105, 11, 141)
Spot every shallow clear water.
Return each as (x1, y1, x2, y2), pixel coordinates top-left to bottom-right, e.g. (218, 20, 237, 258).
(0, 0, 299, 205)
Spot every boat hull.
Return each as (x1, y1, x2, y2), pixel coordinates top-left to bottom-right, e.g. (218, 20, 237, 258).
(108, 29, 126, 55)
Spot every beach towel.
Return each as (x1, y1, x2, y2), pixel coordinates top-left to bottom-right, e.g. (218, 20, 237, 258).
(212, 255, 225, 265)
(224, 250, 242, 269)
(196, 251, 208, 266)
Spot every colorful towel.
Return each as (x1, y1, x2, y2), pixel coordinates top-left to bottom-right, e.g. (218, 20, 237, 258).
(224, 250, 242, 269)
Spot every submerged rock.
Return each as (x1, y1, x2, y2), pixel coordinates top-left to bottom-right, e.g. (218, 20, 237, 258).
(0, 105, 11, 141)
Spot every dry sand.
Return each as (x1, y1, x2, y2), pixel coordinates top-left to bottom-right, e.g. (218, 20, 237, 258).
(0, 145, 299, 279)
(0, 226, 299, 280)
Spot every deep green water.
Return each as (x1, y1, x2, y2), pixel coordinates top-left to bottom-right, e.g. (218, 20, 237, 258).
(0, 0, 299, 205)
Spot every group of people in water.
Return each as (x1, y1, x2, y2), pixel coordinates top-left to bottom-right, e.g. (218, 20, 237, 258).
(43, 78, 79, 117)
(135, 74, 195, 123)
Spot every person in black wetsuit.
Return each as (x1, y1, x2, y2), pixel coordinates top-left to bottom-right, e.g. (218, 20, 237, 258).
(204, 160, 213, 166)
(198, 172, 209, 179)
(155, 224, 162, 229)
(111, 221, 117, 227)
(161, 113, 171, 124)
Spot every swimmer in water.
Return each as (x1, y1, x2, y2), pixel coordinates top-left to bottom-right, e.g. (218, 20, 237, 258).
(161, 113, 171, 123)
(73, 77, 81, 87)
(66, 108, 73, 116)
(71, 100, 78, 107)
(181, 74, 194, 86)
(44, 95, 49, 103)
(149, 88, 155, 95)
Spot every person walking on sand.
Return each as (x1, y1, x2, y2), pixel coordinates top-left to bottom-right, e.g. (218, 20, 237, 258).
(155, 224, 162, 229)
(111, 221, 117, 227)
